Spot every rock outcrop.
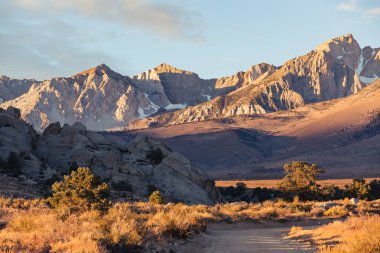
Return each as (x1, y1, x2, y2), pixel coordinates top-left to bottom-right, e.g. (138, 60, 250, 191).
(0, 107, 221, 204)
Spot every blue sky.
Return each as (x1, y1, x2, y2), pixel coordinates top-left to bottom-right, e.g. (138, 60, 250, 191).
(1, 0, 379, 80)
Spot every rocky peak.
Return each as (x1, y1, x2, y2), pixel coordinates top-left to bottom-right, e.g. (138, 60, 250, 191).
(77, 63, 115, 77)
(315, 34, 361, 69)
(154, 63, 194, 75)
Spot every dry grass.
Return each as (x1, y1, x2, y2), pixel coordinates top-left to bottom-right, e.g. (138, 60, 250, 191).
(216, 178, 380, 188)
(288, 214, 380, 253)
(0, 198, 379, 252)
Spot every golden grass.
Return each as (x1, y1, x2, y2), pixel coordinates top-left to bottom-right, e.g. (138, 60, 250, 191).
(0, 198, 379, 252)
(288, 214, 380, 253)
(216, 177, 380, 188)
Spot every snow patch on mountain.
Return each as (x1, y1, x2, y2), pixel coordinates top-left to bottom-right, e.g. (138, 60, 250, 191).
(359, 75, 378, 84)
(165, 103, 187, 110)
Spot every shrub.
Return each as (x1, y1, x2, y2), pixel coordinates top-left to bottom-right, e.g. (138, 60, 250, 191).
(345, 178, 370, 200)
(320, 184, 345, 200)
(278, 161, 324, 200)
(146, 148, 164, 165)
(323, 206, 349, 217)
(368, 179, 380, 200)
(149, 191, 164, 204)
(49, 167, 110, 214)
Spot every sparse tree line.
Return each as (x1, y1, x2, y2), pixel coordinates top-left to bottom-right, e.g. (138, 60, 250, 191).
(221, 161, 380, 202)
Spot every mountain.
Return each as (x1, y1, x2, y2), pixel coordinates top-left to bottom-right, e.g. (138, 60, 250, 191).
(128, 34, 380, 129)
(1, 64, 160, 131)
(0, 34, 379, 132)
(0, 106, 221, 203)
(129, 78, 380, 179)
(133, 63, 215, 108)
(0, 62, 278, 131)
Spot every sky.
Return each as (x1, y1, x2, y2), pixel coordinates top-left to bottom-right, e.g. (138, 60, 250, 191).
(1, 0, 379, 80)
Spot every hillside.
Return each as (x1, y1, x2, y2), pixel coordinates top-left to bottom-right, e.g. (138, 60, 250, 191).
(128, 79, 380, 179)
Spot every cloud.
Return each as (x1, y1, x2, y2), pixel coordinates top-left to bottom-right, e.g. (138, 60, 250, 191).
(0, 0, 204, 80)
(0, 17, 123, 80)
(336, 1, 380, 21)
(10, 0, 204, 40)
(366, 7, 380, 15)
(337, 0, 359, 11)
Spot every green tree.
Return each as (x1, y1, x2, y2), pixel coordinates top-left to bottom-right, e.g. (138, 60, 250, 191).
(345, 178, 370, 200)
(149, 190, 164, 204)
(49, 167, 110, 214)
(278, 161, 324, 200)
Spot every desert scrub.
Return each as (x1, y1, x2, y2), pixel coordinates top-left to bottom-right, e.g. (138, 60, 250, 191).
(149, 190, 164, 204)
(0, 199, 379, 252)
(288, 215, 380, 253)
(0, 202, 208, 252)
(323, 206, 349, 217)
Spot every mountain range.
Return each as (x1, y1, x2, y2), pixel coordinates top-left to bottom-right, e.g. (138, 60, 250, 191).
(1, 34, 379, 181)
(1, 34, 378, 132)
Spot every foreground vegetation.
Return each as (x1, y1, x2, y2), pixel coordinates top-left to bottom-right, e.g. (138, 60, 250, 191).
(0, 165, 379, 252)
(288, 215, 380, 253)
(1, 197, 380, 252)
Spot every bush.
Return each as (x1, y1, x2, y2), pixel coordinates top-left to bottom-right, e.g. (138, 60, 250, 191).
(149, 190, 164, 204)
(368, 179, 380, 200)
(278, 161, 324, 200)
(345, 178, 370, 200)
(323, 206, 349, 217)
(146, 148, 165, 165)
(49, 167, 110, 214)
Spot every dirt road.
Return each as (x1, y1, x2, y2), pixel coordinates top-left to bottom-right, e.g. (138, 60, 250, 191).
(173, 221, 323, 253)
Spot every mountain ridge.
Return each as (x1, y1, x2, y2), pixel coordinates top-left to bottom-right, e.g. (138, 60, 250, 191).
(0, 34, 379, 131)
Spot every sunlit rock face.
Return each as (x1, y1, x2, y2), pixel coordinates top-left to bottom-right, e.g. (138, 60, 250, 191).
(0, 76, 37, 103)
(1, 64, 158, 131)
(128, 34, 380, 128)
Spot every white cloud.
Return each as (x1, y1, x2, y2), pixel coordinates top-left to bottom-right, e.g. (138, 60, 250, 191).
(337, 1, 380, 21)
(10, 0, 204, 40)
(366, 7, 380, 15)
(337, 0, 359, 11)
(0, 0, 205, 80)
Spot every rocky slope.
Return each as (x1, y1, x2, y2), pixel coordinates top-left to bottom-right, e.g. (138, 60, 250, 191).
(0, 75, 37, 103)
(1, 64, 160, 131)
(0, 106, 221, 204)
(128, 34, 380, 129)
(130, 79, 380, 179)
(0, 63, 275, 131)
